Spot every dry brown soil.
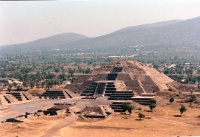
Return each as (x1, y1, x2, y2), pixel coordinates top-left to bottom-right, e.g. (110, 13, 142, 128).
(0, 99, 200, 137)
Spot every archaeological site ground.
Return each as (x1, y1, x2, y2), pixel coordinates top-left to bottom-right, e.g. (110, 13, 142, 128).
(0, 60, 200, 137)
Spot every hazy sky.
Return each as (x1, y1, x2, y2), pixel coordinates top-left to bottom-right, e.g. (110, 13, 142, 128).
(0, 0, 200, 46)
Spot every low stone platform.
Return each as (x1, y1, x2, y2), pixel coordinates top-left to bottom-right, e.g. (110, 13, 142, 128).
(132, 96, 154, 105)
(81, 105, 107, 118)
(110, 102, 131, 112)
(41, 90, 71, 99)
(0, 91, 33, 104)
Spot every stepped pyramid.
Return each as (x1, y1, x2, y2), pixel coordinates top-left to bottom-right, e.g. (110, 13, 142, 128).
(0, 91, 33, 105)
(65, 60, 175, 98)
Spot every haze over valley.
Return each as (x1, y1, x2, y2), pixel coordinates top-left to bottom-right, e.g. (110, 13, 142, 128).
(1, 16, 200, 65)
(1, 1, 200, 137)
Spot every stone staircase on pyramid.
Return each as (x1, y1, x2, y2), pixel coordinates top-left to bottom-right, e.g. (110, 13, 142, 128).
(41, 90, 71, 99)
(110, 102, 131, 112)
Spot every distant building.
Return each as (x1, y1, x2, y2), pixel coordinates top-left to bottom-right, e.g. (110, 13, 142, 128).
(181, 79, 187, 83)
(63, 81, 71, 85)
(185, 63, 190, 65)
(164, 63, 176, 69)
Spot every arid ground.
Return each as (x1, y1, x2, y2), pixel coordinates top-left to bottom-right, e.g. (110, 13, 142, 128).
(1, 96, 200, 137)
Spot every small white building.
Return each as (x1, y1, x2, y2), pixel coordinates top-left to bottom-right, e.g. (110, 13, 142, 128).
(63, 81, 71, 85)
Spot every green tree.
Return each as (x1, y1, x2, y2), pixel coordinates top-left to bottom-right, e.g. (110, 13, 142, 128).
(58, 73, 67, 81)
(54, 68, 59, 73)
(46, 84, 50, 90)
(150, 98, 157, 104)
(23, 82, 28, 88)
(78, 66, 83, 73)
(149, 103, 156, 111)
(85, 68, 91, 74)
(30, 82, 35, 89)
(168, 88, 173, 91)
(1, 71, 6, 78)
(68, 68, 75, 77)
(138, 113, 145, 119)
(179, 105, 187, 116)
(46, 80, 53, 88)
(41, 81, 46, 88)
(190, 94, 196, 101)
(46, 72, 55, 79)
(169, 98, 174, 104)
(121, 103, 133, 114)
(68, 68, 75, 83)
(13, 82, 18, 87)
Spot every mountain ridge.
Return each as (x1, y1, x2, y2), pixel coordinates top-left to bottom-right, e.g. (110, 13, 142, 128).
(0, 33, 89, 49)
(1, 16, 200, 50)
(113, 19, 183, 33)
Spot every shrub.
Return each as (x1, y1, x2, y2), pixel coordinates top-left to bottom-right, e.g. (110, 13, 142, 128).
(150, 98, 157, 104)
(169, 97, 174, 104)
(168, 88, 173, 91)
(121, 103, 133, 114)
(149, 103, 156, 111)
(179, 105, 187, 116)
(138, 113, 145, 119)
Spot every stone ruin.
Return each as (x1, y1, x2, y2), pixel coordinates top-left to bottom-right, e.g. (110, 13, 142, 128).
(80, 105, 110, 118)
(65, 60, 176, 104)
(40, 90, 74, 99)
(0, 91, 33, 105)
(42, 102, 74, 116)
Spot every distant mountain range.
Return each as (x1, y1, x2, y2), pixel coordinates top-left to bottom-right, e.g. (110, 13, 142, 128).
(1, 16, 200, 51)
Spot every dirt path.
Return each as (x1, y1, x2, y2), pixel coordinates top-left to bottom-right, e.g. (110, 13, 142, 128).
(41, 115, 76, 137)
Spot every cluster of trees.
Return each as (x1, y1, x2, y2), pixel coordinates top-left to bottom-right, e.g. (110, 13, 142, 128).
(1, 42, 200, 91)
(0, 50, 115, 90)
(0, 60, 93, 89)
(68, 67, 91, 75)
(7, 82, 23, 92)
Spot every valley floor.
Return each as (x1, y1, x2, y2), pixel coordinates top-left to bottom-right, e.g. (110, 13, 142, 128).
(0, 97, 200, 137)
